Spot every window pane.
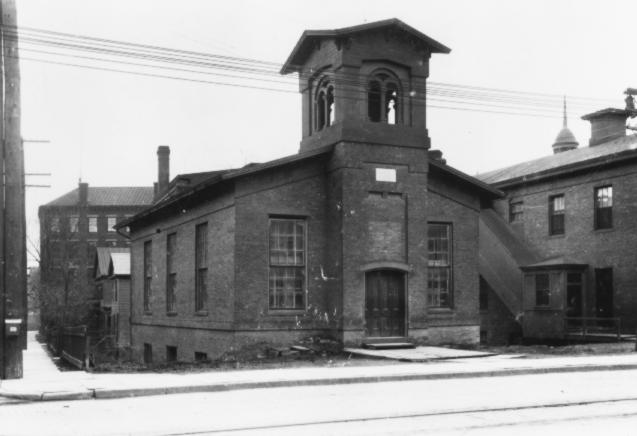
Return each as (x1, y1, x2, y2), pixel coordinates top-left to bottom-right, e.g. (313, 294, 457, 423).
(595, 186, 613, 229)
(88, 216, 98, 233)
(108, 216, 117, 231)
(427, 223, 450, 266)
(510, 201, 523, 222)
(427, 267, 450, 308)
(269, 266, 305, 309)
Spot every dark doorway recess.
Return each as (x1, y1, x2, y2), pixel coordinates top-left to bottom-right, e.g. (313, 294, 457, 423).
(595, 268, 613, 319)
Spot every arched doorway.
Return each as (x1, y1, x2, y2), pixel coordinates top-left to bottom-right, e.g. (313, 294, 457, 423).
(365, 270, 406, 337)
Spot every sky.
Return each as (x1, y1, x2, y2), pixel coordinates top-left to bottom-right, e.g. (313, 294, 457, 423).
(18, 0, 637, 266)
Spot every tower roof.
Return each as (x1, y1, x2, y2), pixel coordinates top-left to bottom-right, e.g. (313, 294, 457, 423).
(281, 18, 451, 74)
(552, 98, 579, 153)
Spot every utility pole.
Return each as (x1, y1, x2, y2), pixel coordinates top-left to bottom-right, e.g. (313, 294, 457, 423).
(0, 0, 25, 379)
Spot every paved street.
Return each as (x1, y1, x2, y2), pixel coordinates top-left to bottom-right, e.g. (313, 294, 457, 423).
(2, 368, 637, 435)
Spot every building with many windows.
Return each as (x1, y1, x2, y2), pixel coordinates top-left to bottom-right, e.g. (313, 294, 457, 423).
(38, 182, 154, 331)
(120, 19, 502, 363)
(478, 103, 637, 342)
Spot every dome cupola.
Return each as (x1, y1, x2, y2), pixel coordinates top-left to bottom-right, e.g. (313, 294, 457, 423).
(552, 98, 579, 154)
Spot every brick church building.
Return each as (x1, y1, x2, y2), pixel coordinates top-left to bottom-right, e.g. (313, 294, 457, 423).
(120, 19, 502, 362)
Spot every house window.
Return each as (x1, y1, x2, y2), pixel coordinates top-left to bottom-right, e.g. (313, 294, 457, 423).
(269, 218, 306, 310)
(107, 216, 117, 232)
(166, 232, 177, 314)
(427, 223, 452, 308)
(594, 186, 613, 229)
(509, 201, 523, 223)
(315, 77, 334, 131)
(535, 273, 550, 307)
(88, 216, 98, 233)
(367, 71, 401, 124)
(69, 216, 79, 233)
(143, 240, 152, 312)
(49, 216, 60, 232)
(195, 223, 208, 313)
(549, 195, 565, 235)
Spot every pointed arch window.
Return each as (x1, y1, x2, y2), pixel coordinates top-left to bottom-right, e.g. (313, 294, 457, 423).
(315, 77, 334, 131)
(368, 71, 401, 125)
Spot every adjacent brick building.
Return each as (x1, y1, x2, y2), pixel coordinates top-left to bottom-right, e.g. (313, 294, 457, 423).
(38, 183, 154, 330)
(478, 102, 637, 341)
(120, 19, 502, 363)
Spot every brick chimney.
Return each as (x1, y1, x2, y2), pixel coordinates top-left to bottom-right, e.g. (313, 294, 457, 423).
(156, 145, 170, 197)
(78, 181, 88, 206)
(581, 108, 629, 146)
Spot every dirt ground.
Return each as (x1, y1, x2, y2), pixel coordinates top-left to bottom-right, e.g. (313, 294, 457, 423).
(479, 341, 636, 358)
(91, 340, 637, 373)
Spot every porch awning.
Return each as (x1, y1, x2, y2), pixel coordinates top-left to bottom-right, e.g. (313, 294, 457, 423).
(521, 256, 588, 271)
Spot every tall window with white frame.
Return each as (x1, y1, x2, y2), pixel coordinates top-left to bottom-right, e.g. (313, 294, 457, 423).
(143, 240, 152, 313)
(107, 216, 117, 232)
(594, 186, 613, 229)
(269, 218, 306, 310)
(88, 215, 98, 233)
(427, 223, 452, 308)
(194, 223, 208, 313)
(549, 194, 565, 235)
(166, 232, 177, 314)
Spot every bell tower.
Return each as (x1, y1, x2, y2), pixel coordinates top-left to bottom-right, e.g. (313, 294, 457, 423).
(281, 19, 450, 152)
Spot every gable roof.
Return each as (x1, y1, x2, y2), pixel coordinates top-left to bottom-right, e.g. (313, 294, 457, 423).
(281, 18, 451, 74)
(120, 143, 503, 231)
(94, 247, 129, 279)
(45, 186, 154, 207)
(430, 159, 503, 199)
(478, 134, 637, 187)
(153, 170, 232, 205)
(118, 145, 335, 229)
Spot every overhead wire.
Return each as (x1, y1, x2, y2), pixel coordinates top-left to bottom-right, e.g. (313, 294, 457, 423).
(1, 24, 620, 119)
(4, 26, 610, 110)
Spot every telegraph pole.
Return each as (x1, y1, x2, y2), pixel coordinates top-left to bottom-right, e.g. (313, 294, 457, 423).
(0, 0, 25, 379)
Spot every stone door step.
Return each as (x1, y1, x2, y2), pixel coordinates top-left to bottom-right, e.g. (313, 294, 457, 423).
(362, 342, 416, 350)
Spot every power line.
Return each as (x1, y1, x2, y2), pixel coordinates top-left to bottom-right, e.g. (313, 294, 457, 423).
(3, 25, 620, 120)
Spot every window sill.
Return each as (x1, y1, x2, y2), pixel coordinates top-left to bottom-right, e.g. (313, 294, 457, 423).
(195, 310, 208, 317)
(268, 309, 306, 316)
(593, 227, 614, 234)
(548, 233, 565, 239)
(428, 307, 454, 314)
(166, 312, 178, 317)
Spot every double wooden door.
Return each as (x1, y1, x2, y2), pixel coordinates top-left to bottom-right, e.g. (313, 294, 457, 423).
(365, 270, 405, 337)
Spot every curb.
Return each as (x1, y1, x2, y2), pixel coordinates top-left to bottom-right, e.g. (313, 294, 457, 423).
(3, 363, 637, 402)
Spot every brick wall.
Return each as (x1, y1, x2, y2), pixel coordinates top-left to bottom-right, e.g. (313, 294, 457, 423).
(496, 163, 637, 332)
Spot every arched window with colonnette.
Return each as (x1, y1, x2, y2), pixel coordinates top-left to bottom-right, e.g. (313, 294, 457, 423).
(314, 76, 335, 132)
(367, 70, 401, 125)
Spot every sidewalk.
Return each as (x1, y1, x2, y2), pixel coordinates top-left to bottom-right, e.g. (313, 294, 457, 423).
(3, 333, 637, 402)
